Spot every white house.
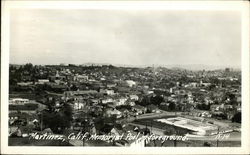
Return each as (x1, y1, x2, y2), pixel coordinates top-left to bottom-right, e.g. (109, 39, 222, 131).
(115, 97, 128, 106)
(9, 98, 29, 105)
(126, 80, 136, 87)
(129, 95, 139, 101)
(102, 98, 114, 104)
(105, 109, 122, 118)
(73, 102, 85, 110)
(100, 89, 115, 95)
(75, 74, 88, 82)
(37, 79, 50, 84)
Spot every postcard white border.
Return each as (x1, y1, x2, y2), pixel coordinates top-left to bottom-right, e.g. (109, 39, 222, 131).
(1, 1, 250, 154)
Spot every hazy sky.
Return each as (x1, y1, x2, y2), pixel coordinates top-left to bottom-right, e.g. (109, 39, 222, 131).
(10, 9, 241, 67)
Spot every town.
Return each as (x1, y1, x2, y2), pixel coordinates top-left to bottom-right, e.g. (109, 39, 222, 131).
(8, 63, 241, 147)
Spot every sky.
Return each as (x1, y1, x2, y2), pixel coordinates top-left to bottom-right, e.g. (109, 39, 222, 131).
(10, 9, 241, 68)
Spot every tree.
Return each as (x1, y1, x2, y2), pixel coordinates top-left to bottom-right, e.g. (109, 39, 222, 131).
(71, 84, 78, 91)
(139, 96, 150, 106)
(41, 103, 73, 133)
(168, 102, 176, 111)
(212, 112, 227, 120)
(164, 126, 176, 135)
(150, 95, 164, 106)
(24, 63, 33, 71)
(232, 112, 241, 123)
(62, 103, 73, 119)
(196, 103, 211, 110)
(203, 142, 211, 147)
(94, 118, 105, 134)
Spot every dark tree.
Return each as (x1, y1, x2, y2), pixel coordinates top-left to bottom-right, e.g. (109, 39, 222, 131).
(168, 102, 176, 111)
(150, 95, 164, 106)
(23, 63, 33, 71)
(232, 112, 241, 123)
(196, 103, 211, 110)
(41, 103, 73, 133)
(203, 142, 211, 147)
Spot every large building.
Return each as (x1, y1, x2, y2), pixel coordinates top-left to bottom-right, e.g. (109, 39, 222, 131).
(156, 117, 218, 136)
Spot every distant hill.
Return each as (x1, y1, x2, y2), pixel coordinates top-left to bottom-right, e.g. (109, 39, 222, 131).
(164, 64, 241, 71)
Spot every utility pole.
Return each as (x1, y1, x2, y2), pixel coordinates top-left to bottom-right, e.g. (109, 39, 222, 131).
(217, 127, 220, 147)
(151, 120, 156, 146)
(40, 112, 43, 131)
(151, 121, 153, 134)
(174, 126, 177, 147)
(82, 116, 87, 146)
